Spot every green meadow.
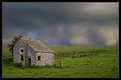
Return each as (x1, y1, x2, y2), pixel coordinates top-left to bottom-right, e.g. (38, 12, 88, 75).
(2, 46, 119, 78)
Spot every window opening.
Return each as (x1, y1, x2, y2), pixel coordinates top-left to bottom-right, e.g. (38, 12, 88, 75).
(20, 49, 24, 53)
(38, 56, 41, 60)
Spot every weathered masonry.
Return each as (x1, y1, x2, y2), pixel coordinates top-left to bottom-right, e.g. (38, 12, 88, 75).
(13, 38, 54, 67)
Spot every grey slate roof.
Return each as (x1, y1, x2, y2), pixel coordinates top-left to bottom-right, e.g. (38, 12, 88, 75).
(21, 38, 54, 53)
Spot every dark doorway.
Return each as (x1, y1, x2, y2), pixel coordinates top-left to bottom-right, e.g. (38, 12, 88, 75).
(21, 55, 23, 61)
(28, 58, 31, 67)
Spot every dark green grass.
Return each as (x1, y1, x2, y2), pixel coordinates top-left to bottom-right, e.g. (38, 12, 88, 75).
(2, 46, 119, 78)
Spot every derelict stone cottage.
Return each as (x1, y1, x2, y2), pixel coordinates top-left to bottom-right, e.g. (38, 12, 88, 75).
(13, 38, 54, 66)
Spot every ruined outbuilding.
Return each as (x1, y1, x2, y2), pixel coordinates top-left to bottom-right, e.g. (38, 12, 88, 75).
(13, 38, 54, 66)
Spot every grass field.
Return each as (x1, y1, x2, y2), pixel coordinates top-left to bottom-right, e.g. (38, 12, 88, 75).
(2, 46, 119, 78)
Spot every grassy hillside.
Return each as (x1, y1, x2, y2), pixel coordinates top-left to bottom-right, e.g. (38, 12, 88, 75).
(2, 46, 119, 78)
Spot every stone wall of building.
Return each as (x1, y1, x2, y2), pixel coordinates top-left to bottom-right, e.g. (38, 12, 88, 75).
(36, 52, 54, 66)
(13, 40, 26, 65)
(27, 45, 36, 66)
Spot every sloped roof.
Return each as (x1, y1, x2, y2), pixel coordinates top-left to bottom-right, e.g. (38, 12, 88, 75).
(21, 38, 53, 53)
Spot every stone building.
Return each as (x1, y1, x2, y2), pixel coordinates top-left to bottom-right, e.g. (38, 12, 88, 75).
(13, 38, 54, 66)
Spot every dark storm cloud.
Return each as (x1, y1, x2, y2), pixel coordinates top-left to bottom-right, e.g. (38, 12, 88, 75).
(2, 2, 119, 46)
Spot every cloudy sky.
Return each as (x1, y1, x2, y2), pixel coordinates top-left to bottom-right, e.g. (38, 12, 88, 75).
(2, 2, 119, 46)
